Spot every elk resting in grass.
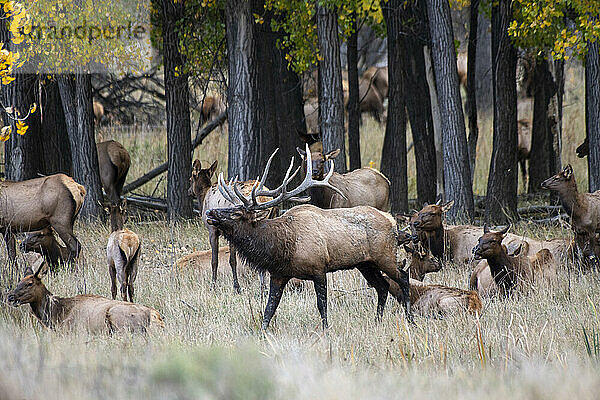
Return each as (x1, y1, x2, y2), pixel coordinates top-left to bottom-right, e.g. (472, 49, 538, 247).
(97, 140, 131, 204)
(403, 243, 442, 281)
(206, 145, 411, 329)
(0, 173, 86, 263)
(7, 256, 163, 333)
(189, 159, 273, 293)
(472, 225, 557, 297)
(296, 146, 390, 211)
(107, 199, 141, 302)
(20, 228, 69, 271)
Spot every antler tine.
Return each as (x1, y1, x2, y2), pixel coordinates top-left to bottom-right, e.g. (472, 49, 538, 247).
(232, 179, 253, 208)
(218, 173, 237, 204)
(311, 159, 348, 200)
(255, 148, 279, 194)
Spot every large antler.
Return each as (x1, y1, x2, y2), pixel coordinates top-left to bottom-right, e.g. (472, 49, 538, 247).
(218, 143, 347, 210)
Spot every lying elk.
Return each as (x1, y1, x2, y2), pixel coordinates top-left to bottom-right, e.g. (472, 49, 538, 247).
(7, 256, 163, 333)
(0, 174, 86, 262)
(97, 140, 131, 204)
(189, 159, 272, 292)
(403, 243, 442, 281)
(541, 164, 600, 259)
(107, 199, 141, 302)
(20, 228, 69, 271)
(206, 145, 411, 329)
(296, 146, 390, 211)
(472, 225, 557, 297)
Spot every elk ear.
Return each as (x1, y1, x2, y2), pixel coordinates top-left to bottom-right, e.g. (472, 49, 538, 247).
(296, 147, 307, 159)
(208, 160, 218, 178)
(483, 223, 490, 233)
(23, 266, 33, 277)
(512, 243, 523, 256)
(401, 258, 409, 271)
(32, 257, 48, 279)
(442, 200, 454, 213)
(404, 244, 415, 254)
(249, 209, 271, 223)
(435, 198, 442, 206)
(498, 224, 510, 235)
(563, 164, 573, 180)
(324, 149, 341, 160)
(192, 159, 202, 171)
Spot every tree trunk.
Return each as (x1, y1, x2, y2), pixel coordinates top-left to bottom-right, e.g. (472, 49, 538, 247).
(466, 0, 480, 181)
(402, 1, 437, 206)
(586, 39, 600, 192)
(426, 0, 474, 222)
(528, 58, 554, 193)
(57, 73, 104, 220)
(162, 0, 193, 219)
(316, 2, 346, 173)
(4, 73, 44, 181)
(381, 0, 408, 213)
(41, 78, 72, 175)
(347, 13, 361, 171)
(485, 0, 517, 224)
(226, 0, 260, 180)
(424, 46, 444, 196)
(549, 57, 564, 176)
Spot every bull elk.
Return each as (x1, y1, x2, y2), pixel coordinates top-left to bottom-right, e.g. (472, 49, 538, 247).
(206, 145, 411, 330)
(7, 256, 163, 333)
(20, 228, 69, 271)
(97, 140, 131, 204)
(296, 146, 390, 211)
(0, 174, 85, 263)
(472, 225, 557, 296)
(106, 199, 141, 302)
(189, 159, 272, 293)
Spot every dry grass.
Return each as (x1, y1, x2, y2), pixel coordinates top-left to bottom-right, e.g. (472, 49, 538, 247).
(0, 62, 597, 399)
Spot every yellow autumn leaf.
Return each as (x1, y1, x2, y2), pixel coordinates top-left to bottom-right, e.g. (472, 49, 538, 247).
(29, 103, 36, 113)
(16, 120, 27, 135)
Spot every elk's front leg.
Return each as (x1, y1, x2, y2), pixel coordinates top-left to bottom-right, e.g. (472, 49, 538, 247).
(262, 276, 289, 330)
(229, 245, 241, 293)
(313, 275, 328, 330)
(3, 230, 16, 262)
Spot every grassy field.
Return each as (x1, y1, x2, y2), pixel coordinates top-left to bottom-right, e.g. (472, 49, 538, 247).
(0, 61, 598, 399)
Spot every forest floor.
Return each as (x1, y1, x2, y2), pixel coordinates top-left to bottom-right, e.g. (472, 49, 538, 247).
(0, 62, 597, 399)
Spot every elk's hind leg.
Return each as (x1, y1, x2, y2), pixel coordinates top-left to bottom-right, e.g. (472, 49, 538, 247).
(109, 260, 117, 300)
(262, 276, 289, 330)
(208, 228, 220, 287)
(357, 265, 389, 320)
(3, 230, 16, 262)
(229, 245, 241, 293)
(313, 275, 328, 330)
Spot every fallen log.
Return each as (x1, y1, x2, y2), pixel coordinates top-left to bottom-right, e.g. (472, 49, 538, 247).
(122, 111, 227, 195)
(125, 195, 202, 215)
(518, 205, 563, 215)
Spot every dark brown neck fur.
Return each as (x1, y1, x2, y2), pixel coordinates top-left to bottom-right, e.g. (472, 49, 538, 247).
(555, 180, 580, 218)
(485, 251, 518, 295)
(418, 226, 445, 259)
(28, 287, 69, 329)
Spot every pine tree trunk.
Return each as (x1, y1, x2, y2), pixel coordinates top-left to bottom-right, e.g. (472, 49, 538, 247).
(402, 0, 437, 206)
(162, 0, 193, 219)
(41, 78, 72, 175)
(316, 3, 346, 173)
(347, 14, 361, 171)
(381, 0, 408, 213)
(226, 0, 260, 180)
(485, 0, 517, 224)
(586, 39, 600, 192)
(466, 0, 480, 181)
(426, 0, 474, 222)
(549, 58, 564, 176)
(4, 73, 44, 181)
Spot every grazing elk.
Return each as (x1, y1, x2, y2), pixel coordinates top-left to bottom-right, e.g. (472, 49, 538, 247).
(472, 225, 557, 296)
(93, 100, 107, 125)
(541, 164, 600, 258)
(296, 146, 390, 211)
(0, 174, 85, 263)
(20, 228, 69, 271)
(200, 95, 226, 125)
(106, 199, 141, 302)
(189, 159, 272, 293)
(97, 140, 131, 204)
(386, 275, 482, 318)
(7, 256, 163, 333)
(206, 145, 411, 329)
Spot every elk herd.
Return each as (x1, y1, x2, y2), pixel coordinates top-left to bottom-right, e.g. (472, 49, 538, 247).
(2, 134, 600, 335)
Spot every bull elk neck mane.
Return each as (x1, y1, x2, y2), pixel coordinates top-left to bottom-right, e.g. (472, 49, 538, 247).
(206, 145, 411, 330)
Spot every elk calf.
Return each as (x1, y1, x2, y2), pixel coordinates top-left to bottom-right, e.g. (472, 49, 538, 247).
(472, 226, 557, 296)
(7, 256, 163, 333)
(403, 243, 442, 281)
(107, 200, 141, 302)
(97, 140, 131, 204)
(20, 228, 69, 271)
(297, 146, 390, 211)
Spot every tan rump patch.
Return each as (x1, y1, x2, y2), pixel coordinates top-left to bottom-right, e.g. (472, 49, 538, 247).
(59, 175, 87, 215)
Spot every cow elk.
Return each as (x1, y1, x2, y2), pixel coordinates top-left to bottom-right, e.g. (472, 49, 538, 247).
(200, 95, 226, 125)
(541, 164, 600, 259)
(403, 243, 442, 281)
(189, 159, 273, 293)
(7, 256, 163, 333)
(0, 174, 85, 263)
(20, 228, 69, 271)
(97, 140, 131, 204)
(106, 199, 141, 302)
(472, 225, 557, 296)
(206, 145, 411, 330)
(296, 146, 390, 211)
